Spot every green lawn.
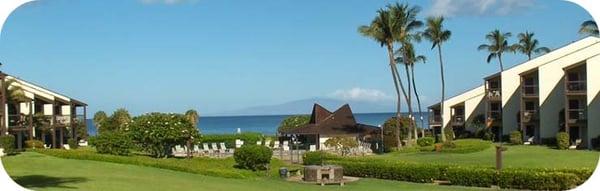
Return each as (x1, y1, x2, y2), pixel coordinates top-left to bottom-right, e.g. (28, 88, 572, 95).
(1, 152, 491, 191)
(372, 144, 599, 169)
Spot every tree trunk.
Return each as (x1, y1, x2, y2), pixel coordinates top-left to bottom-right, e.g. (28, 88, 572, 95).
(498, 54, 504, 71)
(386, 43, 403, 149)
(411, 65, 423, 140)
(403, 63, 414, 144)
(438, 45, 447, 142)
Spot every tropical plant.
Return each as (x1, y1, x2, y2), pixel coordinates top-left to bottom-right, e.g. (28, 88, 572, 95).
(93, 111, 108, 131)
(127, 112, 200, 158)
(381, 116, 412, 152)
(579, 20, 598, 36)
(33, 113, 52, 143)
(358, 5, 406, 148)
(422, 16, 451, 142)
(512, 31, 550, 60)
(233, 145, 272, 171)
(478, 30, 513, 71)
(111, 108, 131, 130)
(3, 78, 30, 103)
(396, 43, 426, 141)
(184, 109, 199, 128)
(277, 115, 310, 133)
(324, 136, 359, 156)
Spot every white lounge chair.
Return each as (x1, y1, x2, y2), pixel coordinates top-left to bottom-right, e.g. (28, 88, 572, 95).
(256, 141, 262, 145)
(219, 142, 233, 155)
(264, 140, 272, 148)
(211, 143, 219, 154)
(282, 141, 290, 151)
(63, 144, 71, 150)
(309, 145, 316, 152)
(202, 143, 213, 156)
(273, 141, 280, 149)
(235, 139, 244, 148)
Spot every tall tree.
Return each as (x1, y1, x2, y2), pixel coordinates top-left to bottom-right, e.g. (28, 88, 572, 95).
(579, 20, 598, 36)
(512, 31, 550, 60)
(389, 3, 423, 144)
(93, 111, 108, 132)
(422, 16, 451, 142)
(395, 43, 426, 140)
(184, 109, 199, 129)
(359, 8, 404, 148)
(478, 30, 513, 72)
(111, 108, 131, 131)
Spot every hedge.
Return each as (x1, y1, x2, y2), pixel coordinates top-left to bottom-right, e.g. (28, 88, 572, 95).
(324, 157, 590, 190)
(438, 139, 492, 153)
(0, 135, 17, 155)
(233, 145, 272, 170)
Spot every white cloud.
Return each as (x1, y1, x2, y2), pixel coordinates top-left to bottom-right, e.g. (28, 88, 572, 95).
(427, 0, 536, 17)
(139, 0, 199, 5)
(330, 87, 393, 102)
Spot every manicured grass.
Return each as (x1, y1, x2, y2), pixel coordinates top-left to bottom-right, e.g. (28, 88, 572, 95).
(372, 144, 599, 169)
(2, 152, 490, 191)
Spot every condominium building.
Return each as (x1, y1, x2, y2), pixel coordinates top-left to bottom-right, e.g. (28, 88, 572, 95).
(0, 72, 87, 149)
(429, 36, 600, 149)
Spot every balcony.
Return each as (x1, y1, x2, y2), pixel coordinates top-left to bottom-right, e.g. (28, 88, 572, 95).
(522, 110, 539, 123)
(486, 89, 502, 101)
(54, 115, 72, 126)
(566, 80, 586, 94)
(487, 110, 502, 120)
(451, 115, 465, 126)
(567, 109, 587, 123)
(522, 85, 538, 97)
(429, 115, 442, 125)
(8, 114, 30, 129)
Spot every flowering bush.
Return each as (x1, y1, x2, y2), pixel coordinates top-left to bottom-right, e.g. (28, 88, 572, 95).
(127, 113, 200, 158)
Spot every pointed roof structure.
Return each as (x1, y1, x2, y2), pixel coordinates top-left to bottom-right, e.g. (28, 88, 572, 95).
(280, 103, 379, 136)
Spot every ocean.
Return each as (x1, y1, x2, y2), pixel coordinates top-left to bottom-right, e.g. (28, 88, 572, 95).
(87, 112, 429, 136)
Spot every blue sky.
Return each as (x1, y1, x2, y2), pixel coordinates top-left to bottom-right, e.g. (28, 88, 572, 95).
(0, 0, 594, 115)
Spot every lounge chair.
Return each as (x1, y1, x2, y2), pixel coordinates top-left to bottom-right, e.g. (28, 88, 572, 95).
(264, 140, 271, 148)
(202, 143, 213, 156)
(63, 144, 71, 150)
(256, 141, 262, 145)
(273, 141, 280, 150)
(219, 142, 233, 156)
(309, 145, 316, 152)
(211, 143, 219, 154)
(283, 141, 290, 151)
(235, 139, 244, 148)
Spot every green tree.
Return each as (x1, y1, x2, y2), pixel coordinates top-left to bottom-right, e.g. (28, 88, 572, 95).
(512, 31, 550, 60)
(127, 113, 200, 158)
(93, 111, 108, 133)
(111, 108, 131, 131)
(184, 109, 199, 128)
(422, 16, 451, 142)
(478, 30, 513, 72)
(324, 136, 359, 156)
(579, 20, 598, 36)
(395, 43, 426, 141)
(277, 115, 309, 133)
(381, 116, 412, 152)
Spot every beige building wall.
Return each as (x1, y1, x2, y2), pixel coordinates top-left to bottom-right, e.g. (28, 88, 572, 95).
(441, 86, 486, 129)
(43, 104, 54, 115)
(587, 54, 600, 148)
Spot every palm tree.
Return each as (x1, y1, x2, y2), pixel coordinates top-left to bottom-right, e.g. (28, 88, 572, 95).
(478, 30, 513, 72)
(358, 5, 409, 149)
(185, 109, 199, 129)
(390, 3, 423, 144)
(395, 43, 426, 140)
(93, 111, 108, 133)
(579, 20, 598, 36)
(512, 31, 550, 60)
(422, 16, 451, 142)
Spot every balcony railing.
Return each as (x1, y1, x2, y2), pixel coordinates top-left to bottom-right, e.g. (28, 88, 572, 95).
(54, 115, 72, 126)
(522, 110, 539, 123)
(429, 115, 442, 124)
(452, 115, 465, 125)
(487, 89, 501, 100)
(567, 109, 587, 122)
(8, 114, 30, 128)
(522, 85, 538, 97)
(487, 111, 502, 120)
(566, 80, 586, 93)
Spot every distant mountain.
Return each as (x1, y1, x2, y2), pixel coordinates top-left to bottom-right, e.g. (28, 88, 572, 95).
(211, 97, 395, 116)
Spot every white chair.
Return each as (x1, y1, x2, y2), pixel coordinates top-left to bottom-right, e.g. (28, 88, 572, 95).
(256, 141, 262, 145)
(219, 142, 233, 155)
(202, 143, 213, 156)
(309, 145, 316, 152)
(235, 139, 244, 148)
(193, 145, 200, 155)
(264, 140, 272, 148)
(0, 148, 4, 157)
(273, 141, 280, 149)
(211, 143, 219, 153)
(282, 141, 290, 151)
(63, 144, 71, 150)
(44, 144, 51, 149)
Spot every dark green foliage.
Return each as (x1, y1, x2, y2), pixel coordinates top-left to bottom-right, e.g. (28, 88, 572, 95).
(541, 137, 557, 146)
(127, 113, 200, 158)
(96, 108, 131, 134)
(0, 135, 17, 155)
(25, 140, 44, 149)
(233, 145, 272, 171)
(68, 138, 79, 149)
(509, 131, 523, 145)
(382, 117, 412, 150)
(446, 166, 497, 187)
(498, 170, 580, 190)
(439, 139, 492, 153)
(556, 132, 570, 150)
(302, 151, 337, 165)
(444, 126, 454, 141)
(327, 159, 444, 183)
(202, 133, 264, 148)
(417, 137, 434, 147)
(277, 115, 310, 133)
(475, 128, 494, 141)
(94, 132, 132, 156)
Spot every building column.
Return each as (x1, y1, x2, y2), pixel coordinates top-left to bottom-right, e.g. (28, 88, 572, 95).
(29, 101, 33, 140)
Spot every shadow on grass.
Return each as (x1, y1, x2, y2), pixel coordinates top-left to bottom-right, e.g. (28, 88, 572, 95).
(11, 175, 88, 189)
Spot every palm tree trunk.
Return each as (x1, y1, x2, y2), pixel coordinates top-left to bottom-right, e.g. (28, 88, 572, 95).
(438, 45, 447, 142)
(387, 43, 403, 149)
(498, 54, 504, 71)
(403, 63, 414, 144)
(411, 65, 423, 140)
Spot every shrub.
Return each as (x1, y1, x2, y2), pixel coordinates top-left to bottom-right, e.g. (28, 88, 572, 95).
(382, 116, 412, 151)
(25, 140, 44, 149)
(233, 145, 272, 171)
(446, 166, 497, 187)
(444, 126, 455, 141)
(202, 132, 264, 148)
(303, 151, 337, 165)
(509, 131, 523, 145)
(498, 169, 580, 190)
(67, 138, 79, 149)
(127, 113, 200, 158)
(327, 159, 444, 183)
(440, 139, 492, 153)
(94, 132, 132, 156)
(324, 136, 358, 155)
(0, 135, 17, 155)
(417, 137, 434, 147)
(277, 115, 310, 133)
(556, 132, 570, 150)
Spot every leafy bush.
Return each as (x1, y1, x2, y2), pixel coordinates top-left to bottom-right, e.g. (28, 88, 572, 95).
(324, 136, 358, 155)
(202, 132, 264, 148)
(417, 137, 434, 147)
(67, 138, 79, 149)
(303, 151, 337, 165)
(475, 128, 494, 141)
(327, 159, 444, 183)
(25, 140, 44, 149)
(0, 135, 17, 155)
(444, 126, 455, 141)
(509, 131, 523, 145)
(438, 139, 492, 153)
(498, 169, 580, 190)
(277, 115, 310, 133)
(382, 116, 412, 150)
(233, 145, 272, 171)
(94, 132, 132, 155)
(556, 132, 570, 150)
(127, 113, 200, 158)
(446, 166, 497, 187)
